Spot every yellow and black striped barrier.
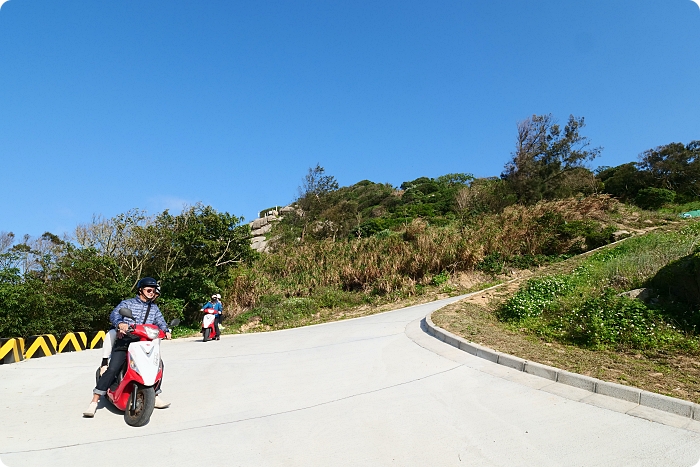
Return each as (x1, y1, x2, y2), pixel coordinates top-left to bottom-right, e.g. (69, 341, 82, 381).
(0, 331, 107, 365)
(0, 338, 25, 364)
(88, 331, 105, 349)
(24, 334, 58, 359)
(57, 332, 88, 353)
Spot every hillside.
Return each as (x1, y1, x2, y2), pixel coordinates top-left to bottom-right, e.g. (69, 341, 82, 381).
(1, 122, 697, 340)
(433, 221, 700, 403)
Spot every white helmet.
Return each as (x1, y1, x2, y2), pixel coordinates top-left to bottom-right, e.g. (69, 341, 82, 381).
(212, 293, 222, 299)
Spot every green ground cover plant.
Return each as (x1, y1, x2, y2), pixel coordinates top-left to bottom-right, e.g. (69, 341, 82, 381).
(498, 221, 700, 351)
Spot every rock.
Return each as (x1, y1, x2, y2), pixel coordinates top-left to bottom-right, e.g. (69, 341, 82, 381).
(618, 288, 654, 302)
(251, 217, 269, 230)
(251, 224, 272, 237)
(613, 230, 631, 241)
(252, 240, 269, 252)
(249, 205, 288, 253)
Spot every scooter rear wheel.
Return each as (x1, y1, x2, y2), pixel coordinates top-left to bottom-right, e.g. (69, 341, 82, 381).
(124, 386, 155, 427)
(203, 327, 210, 342)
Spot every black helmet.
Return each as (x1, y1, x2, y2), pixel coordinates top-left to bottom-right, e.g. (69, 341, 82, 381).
(136, 277, 158, 290)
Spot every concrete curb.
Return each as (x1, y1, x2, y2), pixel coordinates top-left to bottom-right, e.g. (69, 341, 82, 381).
(424, 313, 700, 422)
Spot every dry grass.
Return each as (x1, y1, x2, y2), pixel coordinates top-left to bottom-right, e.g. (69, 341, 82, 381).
(229, 271, 501, 334)
(223, 195, 666, 318)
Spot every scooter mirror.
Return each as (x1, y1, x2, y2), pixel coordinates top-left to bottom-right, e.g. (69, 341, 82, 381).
(119, 307, 134, 318)
(170, 319, 180, 327)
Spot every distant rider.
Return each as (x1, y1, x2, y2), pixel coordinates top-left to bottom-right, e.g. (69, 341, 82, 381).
(83, 277, 172, 417)
(201, 293, 223, 340)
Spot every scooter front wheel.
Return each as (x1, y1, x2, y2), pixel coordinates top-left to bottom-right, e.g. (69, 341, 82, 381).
(203, 327, 210, 342)
(124, 385, 155, 427)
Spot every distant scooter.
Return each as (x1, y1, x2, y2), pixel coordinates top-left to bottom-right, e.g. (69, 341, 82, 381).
(202, 308, 219, 342)
(95, 307, 179, 427)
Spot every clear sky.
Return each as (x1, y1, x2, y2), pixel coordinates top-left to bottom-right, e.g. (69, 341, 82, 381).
(1, 0, 699, 238)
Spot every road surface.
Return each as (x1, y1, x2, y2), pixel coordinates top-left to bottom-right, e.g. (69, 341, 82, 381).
(1, 296, 699, 466)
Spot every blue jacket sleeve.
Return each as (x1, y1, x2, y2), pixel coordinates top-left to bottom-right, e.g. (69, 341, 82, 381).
(152, 305, 169, 332)
(110, 300, 129, 328)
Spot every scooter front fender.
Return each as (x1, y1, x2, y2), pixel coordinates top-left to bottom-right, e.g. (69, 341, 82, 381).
(110, 368, 145, 411)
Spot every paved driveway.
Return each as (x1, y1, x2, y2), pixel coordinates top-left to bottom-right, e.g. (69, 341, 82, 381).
(2, 296, 699, 466)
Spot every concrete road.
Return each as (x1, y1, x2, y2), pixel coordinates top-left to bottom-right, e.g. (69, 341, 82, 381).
(2, 296, 700, 467)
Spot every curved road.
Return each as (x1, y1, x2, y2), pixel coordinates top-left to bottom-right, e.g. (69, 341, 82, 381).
(2, 296, 700, 466)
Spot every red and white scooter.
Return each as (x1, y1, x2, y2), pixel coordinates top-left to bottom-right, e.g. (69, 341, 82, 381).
(202, 307, 219, 342)
(96, 307, 178, 427)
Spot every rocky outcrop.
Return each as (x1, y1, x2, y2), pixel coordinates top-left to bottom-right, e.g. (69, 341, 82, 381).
(249, 206, 292, 253)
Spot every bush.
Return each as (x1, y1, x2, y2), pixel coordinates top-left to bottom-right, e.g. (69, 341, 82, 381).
(563, 293, 677, 349)
(499, 275, 573, 321)
(0, 248, 132, 338)
(635, 188, 676, 210)
(431, 271, 449, 286)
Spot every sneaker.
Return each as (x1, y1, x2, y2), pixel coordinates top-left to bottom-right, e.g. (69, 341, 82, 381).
(154, 396, 171, 409)
(99, 365, 108, 376)
(83, 401, 98, 417)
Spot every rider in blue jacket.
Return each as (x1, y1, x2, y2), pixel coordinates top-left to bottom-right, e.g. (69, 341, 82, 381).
(83, 277, 172, 417)
(201, 294, 223, 340)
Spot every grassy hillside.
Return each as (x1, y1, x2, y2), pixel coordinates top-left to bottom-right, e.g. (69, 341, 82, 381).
(433, 220, 700, 402)
(220, 195, 672, 333)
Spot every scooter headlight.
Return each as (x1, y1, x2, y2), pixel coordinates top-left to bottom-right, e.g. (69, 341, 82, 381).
(144, 327, 160, 340)
(128, 354, 140, 374)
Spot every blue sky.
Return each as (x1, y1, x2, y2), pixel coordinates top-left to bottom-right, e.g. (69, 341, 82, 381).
(1, 0, 699, 238)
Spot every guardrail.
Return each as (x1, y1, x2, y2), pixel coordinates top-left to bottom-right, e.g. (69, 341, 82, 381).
(0, 331, 105, 365)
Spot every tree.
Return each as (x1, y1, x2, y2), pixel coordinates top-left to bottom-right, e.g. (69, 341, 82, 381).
(638, 141, 700, 200)
(74, 210, 160, 287)
(299, 164, 339, 202)
(455, 177, 516, 216)
(72, 205, 254, 324)
(148, 204, 254, 321)
(635, 187, 676, 210)
(597, 163, 654, 202)
(502, 114, 602, 204)
(295, 164, 339, 240)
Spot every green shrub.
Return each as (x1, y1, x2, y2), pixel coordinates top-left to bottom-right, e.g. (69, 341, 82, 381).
(499, 275, 573, 321)
(564, 293, 678, 349)
(635, 188, 676, 210)
(496, 223, 700, 351)
(431, 271, 449, 286)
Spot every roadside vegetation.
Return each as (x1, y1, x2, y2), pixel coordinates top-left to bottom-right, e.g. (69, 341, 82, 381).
(498, 222, 700, 350)
(1, 113, 698, 352)
(433, 220, 700, 402)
